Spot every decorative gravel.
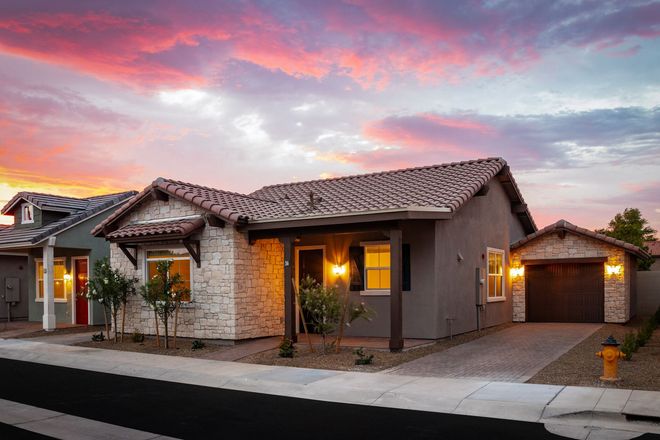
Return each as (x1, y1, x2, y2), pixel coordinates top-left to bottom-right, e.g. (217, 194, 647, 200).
(527, 320, 660, 391)
(75, 336, 230, 358)
(239, 323, 515, 372)
(15, 325, 105, 339)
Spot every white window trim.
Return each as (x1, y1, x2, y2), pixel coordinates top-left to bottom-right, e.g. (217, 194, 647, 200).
(360, 241, 391, 296)
(144, 247, 194, 303)
(35, 257, 68, 303)
(21, 203, 35, 224)
(486, 247, 506, 302)
(72, 256, 92, 325)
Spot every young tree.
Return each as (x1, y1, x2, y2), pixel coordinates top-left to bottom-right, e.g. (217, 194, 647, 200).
(115, 274, 138, 342)
(299, 276, 341, 354)
(87, 258, 116, 341)
(596, 208, 657, 270)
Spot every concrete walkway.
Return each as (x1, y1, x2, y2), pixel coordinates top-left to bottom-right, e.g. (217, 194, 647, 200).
(0, 338, 658, 439)
(387, 323, 602, 382)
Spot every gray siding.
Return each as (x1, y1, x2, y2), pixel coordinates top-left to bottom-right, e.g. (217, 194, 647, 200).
(0, 255, 29, 320)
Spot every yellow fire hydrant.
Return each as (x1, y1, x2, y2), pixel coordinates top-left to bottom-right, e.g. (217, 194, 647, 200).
(596, 335, 626, 382)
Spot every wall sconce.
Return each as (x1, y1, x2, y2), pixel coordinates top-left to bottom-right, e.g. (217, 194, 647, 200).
(605, 264, 622, 276)
(63, 273, 72, 282)
(332, 264, 346, 276)
(510, 267, 524, 278)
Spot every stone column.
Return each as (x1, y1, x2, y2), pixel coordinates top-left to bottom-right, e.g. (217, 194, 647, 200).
(42, 236, 56, 331)
(281, 236, 297, 342)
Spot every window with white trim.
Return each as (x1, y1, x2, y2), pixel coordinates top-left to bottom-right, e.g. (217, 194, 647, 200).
(146, 249, 192, 302)
(36, 258, 66, 300)
(22, 203, 34, 224)
(364, 243, 391, 291)
(487, 248, 505, 301)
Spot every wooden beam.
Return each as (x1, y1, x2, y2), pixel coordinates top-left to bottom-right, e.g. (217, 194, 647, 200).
(247, 221, 399, 243)
(183, 240, 201, 268)
(389, 228, 403, 352)
(280, 236, 297, 342)
(118, 244, 138, 269)
(151, 189, 169, 202)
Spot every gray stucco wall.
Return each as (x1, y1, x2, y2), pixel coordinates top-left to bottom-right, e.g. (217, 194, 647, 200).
(0, 255, 29, 320)
(637, 271, 660, 316)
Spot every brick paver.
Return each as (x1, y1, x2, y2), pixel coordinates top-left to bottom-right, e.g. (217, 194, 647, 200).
(387, 323, 601, 382)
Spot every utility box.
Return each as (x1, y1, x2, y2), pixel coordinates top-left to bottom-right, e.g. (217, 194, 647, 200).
(5, 277, 20, 303)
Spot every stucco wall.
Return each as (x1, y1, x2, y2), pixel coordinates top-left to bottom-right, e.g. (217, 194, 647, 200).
(112, 196, 283, 340)
(510, 232, 630, 323)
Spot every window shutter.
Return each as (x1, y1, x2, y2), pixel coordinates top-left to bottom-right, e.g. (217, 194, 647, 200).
(402, 244, 411, 291)
(349, 246, 364, 291)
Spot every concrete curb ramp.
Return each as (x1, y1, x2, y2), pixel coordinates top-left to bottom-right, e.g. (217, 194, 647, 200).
(0, 338, 658, 439)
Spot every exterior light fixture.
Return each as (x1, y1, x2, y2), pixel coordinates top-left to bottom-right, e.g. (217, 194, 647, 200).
(332, 264, 346, 276)
(63, 273, 72, 282)
(510, 267, 524, 278)
(605, 264, 622, 276)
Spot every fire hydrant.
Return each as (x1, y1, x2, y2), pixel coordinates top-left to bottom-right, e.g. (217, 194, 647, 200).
(596, 335, 626, 382)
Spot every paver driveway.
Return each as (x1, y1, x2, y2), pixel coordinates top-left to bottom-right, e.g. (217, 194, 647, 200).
(387, 323, 601, 382)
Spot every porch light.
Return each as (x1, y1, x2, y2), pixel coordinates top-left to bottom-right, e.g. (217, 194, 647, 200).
(510, 267, 524, 278)
(63, 273, 72, 282)
(605, 264, 622, 276)
(332, 264, 346, 276)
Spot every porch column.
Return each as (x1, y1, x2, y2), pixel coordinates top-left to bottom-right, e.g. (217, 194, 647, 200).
(281, 236, 297, 342)
(42, 237, 56, 331)
(389, 228, 403, 351)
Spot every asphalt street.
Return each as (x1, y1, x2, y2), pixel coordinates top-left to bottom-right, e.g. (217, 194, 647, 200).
(0, 358, 657, 440)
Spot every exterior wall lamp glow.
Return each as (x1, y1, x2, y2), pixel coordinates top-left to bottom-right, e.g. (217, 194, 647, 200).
(605, 264, 622, 276)
(63, 273, 72, 282)
(332, 264, 346, 276)
(509, 267, 524, 278)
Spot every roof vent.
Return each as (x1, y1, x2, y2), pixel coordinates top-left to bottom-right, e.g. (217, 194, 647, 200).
(307, 191, 323, 210)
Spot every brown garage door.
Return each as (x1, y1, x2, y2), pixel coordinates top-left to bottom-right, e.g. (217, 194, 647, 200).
(527, 263, 604, 323)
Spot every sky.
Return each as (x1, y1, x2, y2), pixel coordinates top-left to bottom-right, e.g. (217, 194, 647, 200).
(0, 0, 659, 233)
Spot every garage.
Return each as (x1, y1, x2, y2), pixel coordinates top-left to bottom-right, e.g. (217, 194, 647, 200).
(526, 261, 604, 323)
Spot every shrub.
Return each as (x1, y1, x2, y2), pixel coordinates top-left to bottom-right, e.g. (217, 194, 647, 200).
(621, 332, 638, 360)
(299, 276, 342, 354)
(278, 338, 296, 358)
(636, 317, 657, 347)
(191, 340, 205, 350)
(132, 331, 145, 343)
(91, 332, 105, 342)
(354, 347, 374, 365)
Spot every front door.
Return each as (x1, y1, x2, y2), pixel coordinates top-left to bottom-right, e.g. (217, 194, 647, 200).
(74, 259, 89, 325)
(297, 248, 324, 333)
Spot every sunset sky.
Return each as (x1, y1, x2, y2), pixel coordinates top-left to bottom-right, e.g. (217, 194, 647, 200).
(0, 0, 658, 232)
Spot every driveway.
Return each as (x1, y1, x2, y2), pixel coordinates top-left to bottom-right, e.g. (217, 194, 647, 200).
(387, 323, 601, 382)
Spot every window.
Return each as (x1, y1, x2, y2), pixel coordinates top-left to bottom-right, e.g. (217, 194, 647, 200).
(487, 248, 505, 301)
(22, 203, 34, 224)
(146, 249, 192, 302)
(36, 259, 66, 301)
(364, 243, 390, 291)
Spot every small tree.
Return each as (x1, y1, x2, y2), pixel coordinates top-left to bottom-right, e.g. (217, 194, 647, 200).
(596, 208, 657, 270)
(87, 258, 117, 341)
(299, 276, 341, 354)
(115, 273, 138, 342)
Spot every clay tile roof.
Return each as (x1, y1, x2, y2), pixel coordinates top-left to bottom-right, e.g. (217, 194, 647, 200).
(645, 241, 660, 257)
(105, 217, 205, 242)
(511, 219, 651, 259)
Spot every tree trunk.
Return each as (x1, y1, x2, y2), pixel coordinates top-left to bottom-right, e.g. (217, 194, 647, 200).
(154, 309, 160, 348)
(163, 315, 169, 349)
(120, 301, 126, 343)
(102, 306, 109, 341)
(173, 302, 180, 349)
(335, 288, 350, 353)
(112, 307, 118, 343)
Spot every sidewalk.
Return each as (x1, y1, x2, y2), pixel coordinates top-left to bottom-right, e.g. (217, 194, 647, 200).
(0, 338, 658, 439)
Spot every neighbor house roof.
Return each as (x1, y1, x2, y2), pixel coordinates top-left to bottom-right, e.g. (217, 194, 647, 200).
(0, 192, 137, 249)
(93, 158, 536, 236)
(645, 241, 660, 257)
(511, 219, 651, 259)
(105, 217, 206, 242)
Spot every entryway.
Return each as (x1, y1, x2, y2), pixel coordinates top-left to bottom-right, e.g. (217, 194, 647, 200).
(295, 246, 325, 333)
(74, 258, 89, 325)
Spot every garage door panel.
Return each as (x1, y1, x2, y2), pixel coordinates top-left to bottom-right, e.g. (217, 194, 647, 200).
(527, 263, 603, 323)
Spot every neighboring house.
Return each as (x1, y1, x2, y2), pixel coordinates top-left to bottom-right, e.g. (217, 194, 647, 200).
(0, 191, 136, 329)
(510, 220, 650, 324)
(92, 158, 536, 349)
(645, 241, 660, 271)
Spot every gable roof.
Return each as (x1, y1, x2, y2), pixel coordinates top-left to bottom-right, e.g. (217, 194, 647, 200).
(0, 191, 137, 249)
(511, 219, 651, 259)
(645, 241, 660, 257)
(105, 217, 206, 242)
(93, 158, 537, 236)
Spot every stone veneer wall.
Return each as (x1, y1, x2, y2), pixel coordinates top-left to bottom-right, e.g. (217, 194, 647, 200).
(511, 231, 629, 323)
(111, 196, 284, 340)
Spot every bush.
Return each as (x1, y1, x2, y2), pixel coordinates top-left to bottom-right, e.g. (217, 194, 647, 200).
(636, 316, 657, 347)
(278, 338, 296, 358)
(191, 340, 205, 350)
(91, 332, 105, 342)
(621, 332, 638, 360)
(354, 347, 374, 365)
(132, 331, 145, 343)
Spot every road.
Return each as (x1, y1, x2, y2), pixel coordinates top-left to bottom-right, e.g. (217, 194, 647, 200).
(0, 358, 656, 440)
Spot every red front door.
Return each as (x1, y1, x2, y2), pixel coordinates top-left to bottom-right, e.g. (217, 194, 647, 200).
(75, 259, 89, 325)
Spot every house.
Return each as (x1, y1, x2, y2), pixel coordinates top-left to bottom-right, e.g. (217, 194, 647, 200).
(645, 241, 660, 271)
(0, 191, 136, 328)
(510, 220, 649, 323)
(92, 158, 537, 349)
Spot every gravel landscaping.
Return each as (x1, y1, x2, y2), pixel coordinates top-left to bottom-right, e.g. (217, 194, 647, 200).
(13, 325, 105, 339)
(528, 319, 660, 391)
(76, 336, 231, 358)
(239, 323, 515, 372)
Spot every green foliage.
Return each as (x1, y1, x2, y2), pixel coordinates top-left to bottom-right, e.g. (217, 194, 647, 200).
(354, 347, 374, 365)
(91, 332, 105, 342)
(299, 276, 342, 353)
(191, 339, 205, 350)
(621, 332, 638, 360)
(132, 331, 145, 343)
(596, 208, 657, 270)
(635, 315, 658, 348)
(278, 338, 296, 358)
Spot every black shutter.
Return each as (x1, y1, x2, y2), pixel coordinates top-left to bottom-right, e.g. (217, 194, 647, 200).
(349, 246, 364, 291)
(402, 243, 411, 291)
